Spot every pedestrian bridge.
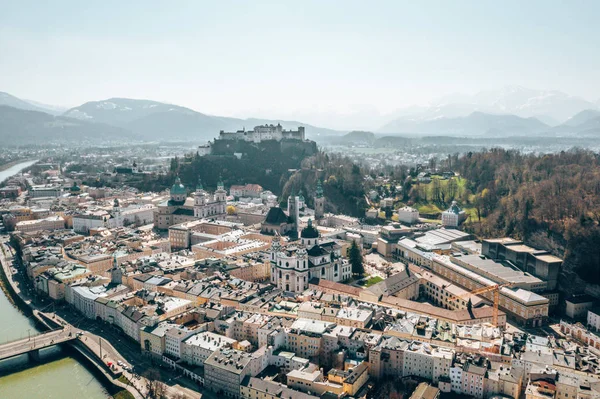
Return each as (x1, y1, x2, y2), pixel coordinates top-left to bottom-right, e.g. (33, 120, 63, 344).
(0, 328, 76, 362)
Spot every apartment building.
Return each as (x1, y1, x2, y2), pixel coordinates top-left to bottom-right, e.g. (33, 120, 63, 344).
(182, 331, 237, 366)
(15, 215, 65, 233)
(240, 377, 319, 399)
(286, 319, 336, 359)
(204, 347, 265, 398)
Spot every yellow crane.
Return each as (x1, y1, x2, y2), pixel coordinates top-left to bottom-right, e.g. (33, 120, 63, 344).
(457, 283, 513, 327)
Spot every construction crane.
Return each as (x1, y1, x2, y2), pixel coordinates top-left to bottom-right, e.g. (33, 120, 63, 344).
(456, 283, 513, 327)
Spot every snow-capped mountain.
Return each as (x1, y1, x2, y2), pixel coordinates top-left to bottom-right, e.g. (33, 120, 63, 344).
(379, 86, 598, 134)
(63, 98, 343, 140)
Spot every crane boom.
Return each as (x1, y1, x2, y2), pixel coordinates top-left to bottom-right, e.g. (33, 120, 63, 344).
(456, 283, 513, 326)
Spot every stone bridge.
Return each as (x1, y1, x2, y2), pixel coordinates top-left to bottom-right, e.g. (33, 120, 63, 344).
(0, 328, 76, 362)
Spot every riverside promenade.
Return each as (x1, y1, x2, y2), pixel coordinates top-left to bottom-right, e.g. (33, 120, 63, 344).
(0, 239, 145, 399)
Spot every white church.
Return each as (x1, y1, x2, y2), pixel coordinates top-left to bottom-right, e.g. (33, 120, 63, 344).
(269, 219, 351, 293)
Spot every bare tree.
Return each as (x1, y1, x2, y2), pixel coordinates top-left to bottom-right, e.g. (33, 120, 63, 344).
(144, 369, 167, 399)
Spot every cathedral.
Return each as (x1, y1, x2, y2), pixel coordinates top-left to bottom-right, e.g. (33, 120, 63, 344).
(194, 179, 227, 218)
(269, 219, 351, 292)
(154, 177, 227, 230)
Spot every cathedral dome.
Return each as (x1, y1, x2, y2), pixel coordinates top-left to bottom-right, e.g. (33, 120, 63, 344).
(170, 177, 187, 195)
(70, 182, 81, 193)
(300, 219, 319, 239)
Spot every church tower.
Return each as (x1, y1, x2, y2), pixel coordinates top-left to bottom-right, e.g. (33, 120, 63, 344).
(112, 198, 123, 228)
(194, 178, 208, 218)
(215, 176, 227, 202)
(214, 176, 227, 215)
(110, 253, 123, 284)
(314, 180, 325, 220)
(287, 191, 300, 237)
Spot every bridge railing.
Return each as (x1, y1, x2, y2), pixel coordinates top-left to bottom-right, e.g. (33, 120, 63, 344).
(0, 327, 66, 347)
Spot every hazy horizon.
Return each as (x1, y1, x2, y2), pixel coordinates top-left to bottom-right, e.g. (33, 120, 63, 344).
(1, 0, 599, 130)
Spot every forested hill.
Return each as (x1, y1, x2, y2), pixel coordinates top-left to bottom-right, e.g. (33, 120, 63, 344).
(454, 148, 600, 290)
(282, 152, 367, 217)
(175, 139, 317, 194)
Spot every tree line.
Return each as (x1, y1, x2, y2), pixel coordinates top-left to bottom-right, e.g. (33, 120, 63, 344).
(453, 148, 600, 285)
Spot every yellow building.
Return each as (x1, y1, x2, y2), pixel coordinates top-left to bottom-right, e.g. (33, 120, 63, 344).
(431, 255, 549, 327)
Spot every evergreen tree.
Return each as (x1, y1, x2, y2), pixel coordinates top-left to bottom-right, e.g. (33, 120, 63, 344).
(348, 240, 364, 277)
(466, 298, 474, 318)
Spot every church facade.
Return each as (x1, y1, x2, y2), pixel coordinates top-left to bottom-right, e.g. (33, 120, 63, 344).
(269, 219, 351, 293)
(154, 177, 227, 230)
(194, 179, 227, 218)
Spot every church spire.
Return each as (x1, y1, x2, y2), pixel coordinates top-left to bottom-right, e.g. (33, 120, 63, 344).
(316, 180, 324, 198)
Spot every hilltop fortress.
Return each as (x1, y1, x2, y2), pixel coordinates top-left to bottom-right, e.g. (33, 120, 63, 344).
(219, 124, 305, 143)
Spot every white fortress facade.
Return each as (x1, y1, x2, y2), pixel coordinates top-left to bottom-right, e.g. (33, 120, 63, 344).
(219, 124, 305, 143)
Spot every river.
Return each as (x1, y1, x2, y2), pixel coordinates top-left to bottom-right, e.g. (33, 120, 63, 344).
(0, 160, 110, 398)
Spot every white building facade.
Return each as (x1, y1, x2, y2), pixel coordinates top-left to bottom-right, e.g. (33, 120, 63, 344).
(270, 220, 350, 293)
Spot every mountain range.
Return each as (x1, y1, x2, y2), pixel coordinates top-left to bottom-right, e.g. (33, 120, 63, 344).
(0, 105, 130, 144)
(0, 93, 344, 144)
(0, 92, 66, 116)
(379, 86, 598, 131)
(1, 86, 600, 145)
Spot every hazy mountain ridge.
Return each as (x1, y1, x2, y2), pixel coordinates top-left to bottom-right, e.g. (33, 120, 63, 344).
(324, 131, 377, 145)
(379, 111, 550, 136)
(64, 98, 345, 140)
(0, 91, 66, 116)
(0, 105, 134, 144)
(2, 88, 600, 144)
(561, 109, 600, 127)
(379, 86, 599, 135)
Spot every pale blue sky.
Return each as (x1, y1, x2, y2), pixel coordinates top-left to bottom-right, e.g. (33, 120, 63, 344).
(1, 0, 598, 127)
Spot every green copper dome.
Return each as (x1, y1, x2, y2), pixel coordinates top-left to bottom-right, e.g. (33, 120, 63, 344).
(170, 176, 187, 195)
(298, 190, 305, 202)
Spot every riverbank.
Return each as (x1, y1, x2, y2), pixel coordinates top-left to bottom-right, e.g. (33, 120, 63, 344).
(0, 159, 39, 187)
(0, 159, 34, 174)
(0, 248, 33, 319)
(0, 244, 140, 399)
